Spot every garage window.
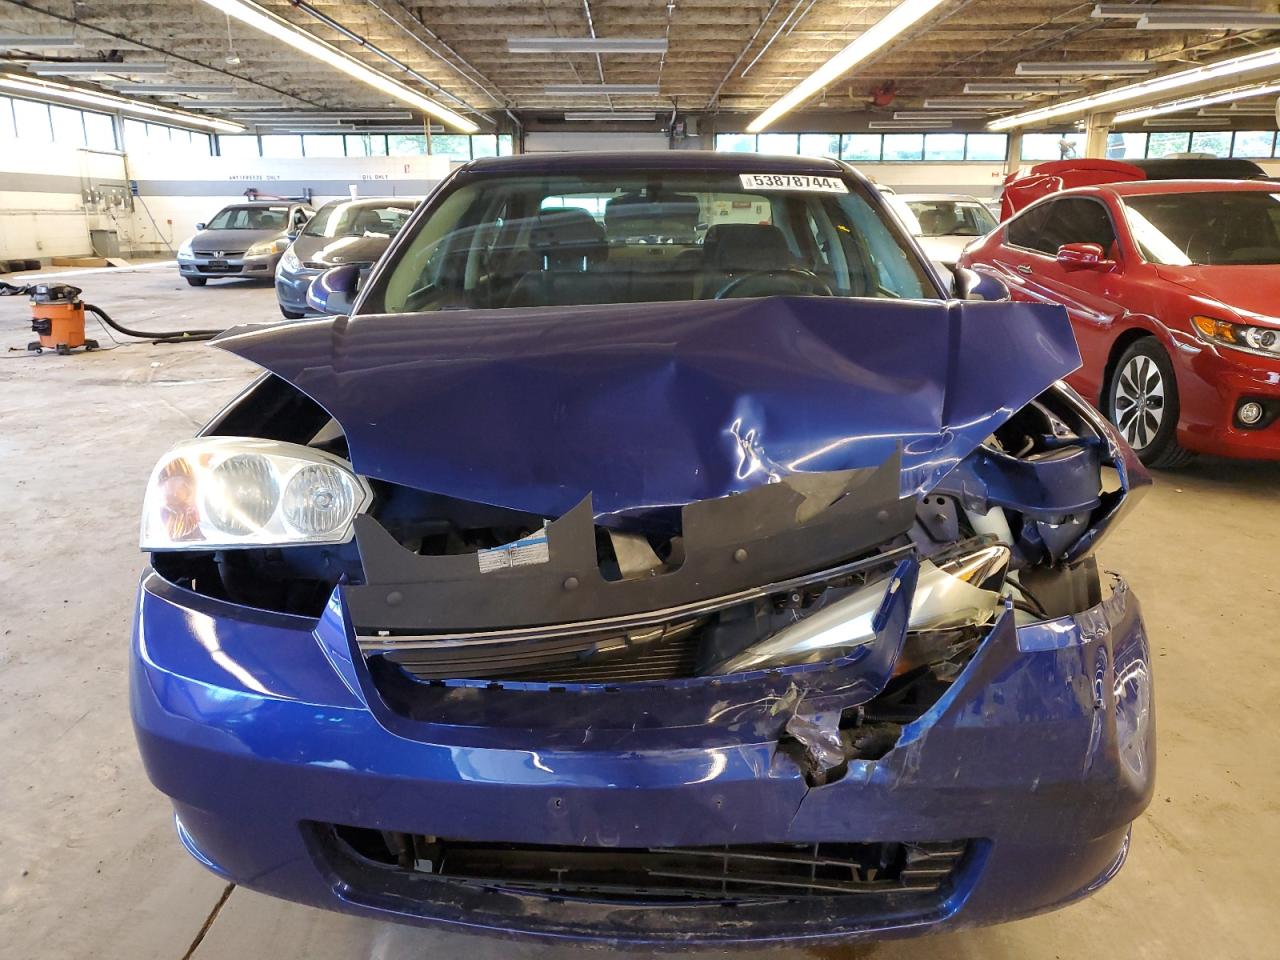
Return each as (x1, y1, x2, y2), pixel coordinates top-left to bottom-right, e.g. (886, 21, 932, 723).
(882, 134, 924, 161)
(1146, 132, 1191, 158)
(1231, 130, 1276, 158)
(0, 97, 16, 140)
(12, 97, 51, 142)
(261, 135, 303, 158)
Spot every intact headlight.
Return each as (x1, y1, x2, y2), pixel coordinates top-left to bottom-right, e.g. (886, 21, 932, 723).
(177, 238, 194, 259)
(140, 437, 371, 550)
(278, 246, 301, 273)
(1192, 315, 1280, 359)
(246, 238, 288, 258)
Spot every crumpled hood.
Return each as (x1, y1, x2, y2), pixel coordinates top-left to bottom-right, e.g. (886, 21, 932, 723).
(214, 296, 1080, 519)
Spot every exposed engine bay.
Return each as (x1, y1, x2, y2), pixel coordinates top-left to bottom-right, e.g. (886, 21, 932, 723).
(153, 370, 1142, 782)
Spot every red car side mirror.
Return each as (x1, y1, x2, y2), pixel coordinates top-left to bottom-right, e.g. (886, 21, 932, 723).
(1056, 242, 1115, 272)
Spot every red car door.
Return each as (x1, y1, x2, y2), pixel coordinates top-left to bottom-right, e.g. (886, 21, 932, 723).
(973, 196, 1129, 403)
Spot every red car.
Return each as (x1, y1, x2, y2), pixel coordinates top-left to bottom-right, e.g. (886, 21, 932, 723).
(961, 178, 1280, 466)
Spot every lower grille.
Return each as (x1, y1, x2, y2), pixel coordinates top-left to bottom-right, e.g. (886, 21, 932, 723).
(379, 618, 703, 683)
(322, 826, 969, 904)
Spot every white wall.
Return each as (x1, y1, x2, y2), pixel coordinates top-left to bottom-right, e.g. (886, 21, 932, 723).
(125, 153, 451, 254)
(0, 143, 129, 260)
(0, 146, 450, 261)
(524, 131, 672, 153)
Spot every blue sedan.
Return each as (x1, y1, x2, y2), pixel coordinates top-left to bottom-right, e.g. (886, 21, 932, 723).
(131, 151, 1154, 946)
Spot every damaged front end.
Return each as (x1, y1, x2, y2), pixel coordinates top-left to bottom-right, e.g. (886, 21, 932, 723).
(132, 296, 1154, 943)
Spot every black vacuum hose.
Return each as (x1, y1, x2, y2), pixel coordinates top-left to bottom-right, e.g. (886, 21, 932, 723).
(84, 303, 224, 344)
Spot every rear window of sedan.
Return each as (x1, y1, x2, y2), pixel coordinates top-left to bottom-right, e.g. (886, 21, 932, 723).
(359, 171, 932, 314)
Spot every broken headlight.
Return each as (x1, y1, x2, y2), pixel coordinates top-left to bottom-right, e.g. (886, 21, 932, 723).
(140, 437, 372, 550)
(712, 543, 1011, 674)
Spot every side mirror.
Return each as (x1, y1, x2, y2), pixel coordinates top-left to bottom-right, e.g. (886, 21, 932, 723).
(286, 229, 300, 241)
(1057, 242, 1115, 272)
(953, 266, 1010, 302)
(194, 222, 206, 231)
(307, 263, 361, 316)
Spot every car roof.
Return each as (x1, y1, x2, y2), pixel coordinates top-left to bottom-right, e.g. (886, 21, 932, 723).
(319, 197, 417, 207)
(463, 150, 847, 177)
(1082, 178, 1280, 198)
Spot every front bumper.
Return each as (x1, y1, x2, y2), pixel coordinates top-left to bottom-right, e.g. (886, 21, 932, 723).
(131, 571, 1154, 945)
(178, 253, 278, 279)
(1175, 338, 1280, 459)
(275, 267, 322, 314)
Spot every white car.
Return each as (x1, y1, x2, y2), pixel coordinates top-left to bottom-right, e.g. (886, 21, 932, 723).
(886, 193, 998, 270)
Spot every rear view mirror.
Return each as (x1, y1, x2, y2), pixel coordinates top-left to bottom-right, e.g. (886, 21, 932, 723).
(952, 266, 1009, 302)
(307, 263, 361, 316)
(1057, 242, 1115, 272)
(194, 222, 206, 231)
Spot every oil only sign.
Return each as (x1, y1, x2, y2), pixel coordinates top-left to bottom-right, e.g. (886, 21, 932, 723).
(739, 173, 848, 192)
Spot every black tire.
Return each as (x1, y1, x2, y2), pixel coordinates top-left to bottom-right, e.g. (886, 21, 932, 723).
(1106, 337, 1193, 468)
(186, 276, 207, 287)
(279, 306, 305, 320)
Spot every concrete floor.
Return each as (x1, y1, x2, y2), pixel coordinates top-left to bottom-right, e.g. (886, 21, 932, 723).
(1, 263, 1278, 960)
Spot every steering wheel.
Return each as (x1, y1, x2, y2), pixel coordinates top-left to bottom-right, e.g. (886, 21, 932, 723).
(714, 268, 833, 299)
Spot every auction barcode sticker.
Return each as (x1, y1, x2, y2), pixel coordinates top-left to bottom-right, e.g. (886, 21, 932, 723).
(739, 173, 848, 193)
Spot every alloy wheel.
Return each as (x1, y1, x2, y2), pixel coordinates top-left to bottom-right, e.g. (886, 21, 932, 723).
(1114, 355, 1165, 449)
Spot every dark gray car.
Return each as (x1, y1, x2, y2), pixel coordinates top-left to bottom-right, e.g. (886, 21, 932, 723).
(178, 201, 314, 287)
(275, 198, 418, 318)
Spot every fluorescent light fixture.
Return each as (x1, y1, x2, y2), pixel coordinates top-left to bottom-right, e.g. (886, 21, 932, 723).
(24, 61, 171, 75)
(1198, 103, 1276, 114)
(747, 0, 947, 132)
(234, 111, 414, 121)
(184, 100, 289, 109)
(0, 73, 243, 132)
(253, 119, 348, 126)
(1142, 117, 1219, 127)
(1136, 11, 1280, 31)
(1091, 4, 1228, 19)
(113, 84, 236, 94)
(564, 111, 657, 120)
(1016, 60, 1159, 77)
(990, 45, 1280, 130)
(0, 35, 81, 49)
(1114, 80, 1280, 122)
(508, 37, 667, 54)
(543, 83, 660, 94)
(924, 97, 1022, 109)
(195, 0, 478, 132)
(868, 119, 952, 129)
(894, 110, 987, 119)
(963, 82, 1083, 94)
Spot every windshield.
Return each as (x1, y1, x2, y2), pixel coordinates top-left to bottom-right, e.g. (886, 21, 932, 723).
(906, 200, 997, 238)
(361, 171, 931, 314)
(302, 201, 415, 239)
(1123, 191, 1280, 266)
(205, 206, 289, 231)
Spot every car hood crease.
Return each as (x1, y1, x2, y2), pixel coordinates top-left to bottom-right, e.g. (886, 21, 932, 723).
(213, 296, 1081, 521)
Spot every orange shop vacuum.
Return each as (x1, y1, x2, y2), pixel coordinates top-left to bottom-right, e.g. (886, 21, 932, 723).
(15, 282, 98, 355)
(2, 279, 224, 352)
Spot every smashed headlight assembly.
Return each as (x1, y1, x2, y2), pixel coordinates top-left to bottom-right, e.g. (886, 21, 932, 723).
(140, 437, 372, 550)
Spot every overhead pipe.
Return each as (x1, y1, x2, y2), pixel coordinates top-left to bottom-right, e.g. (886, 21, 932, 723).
(708, 0, 784, 107)
(360, 0, 512, 109)
(286, 0, 493, 123)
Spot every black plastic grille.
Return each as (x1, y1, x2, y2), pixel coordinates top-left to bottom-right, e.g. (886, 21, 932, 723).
(324, 826, 968, 904)
(380, 618, 703, 683)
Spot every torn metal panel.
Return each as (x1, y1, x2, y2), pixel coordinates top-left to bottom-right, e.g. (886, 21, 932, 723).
(212, 295, 1081, 519)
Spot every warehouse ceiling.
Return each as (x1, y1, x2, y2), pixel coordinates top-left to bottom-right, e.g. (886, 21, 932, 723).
(0, 0, 1276, 129)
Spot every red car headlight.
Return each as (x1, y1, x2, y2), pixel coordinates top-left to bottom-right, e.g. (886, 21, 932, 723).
(1192, 315, 1280, 359)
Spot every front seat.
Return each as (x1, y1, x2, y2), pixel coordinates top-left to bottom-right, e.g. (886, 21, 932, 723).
(507, 208, 624, 307)
(697, 223, 796, 298)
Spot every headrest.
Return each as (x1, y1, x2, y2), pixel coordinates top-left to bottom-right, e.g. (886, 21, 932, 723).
(530, 207, 608, 269)
(703, 223, 793, 272)
(354, 209, 385, 233)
